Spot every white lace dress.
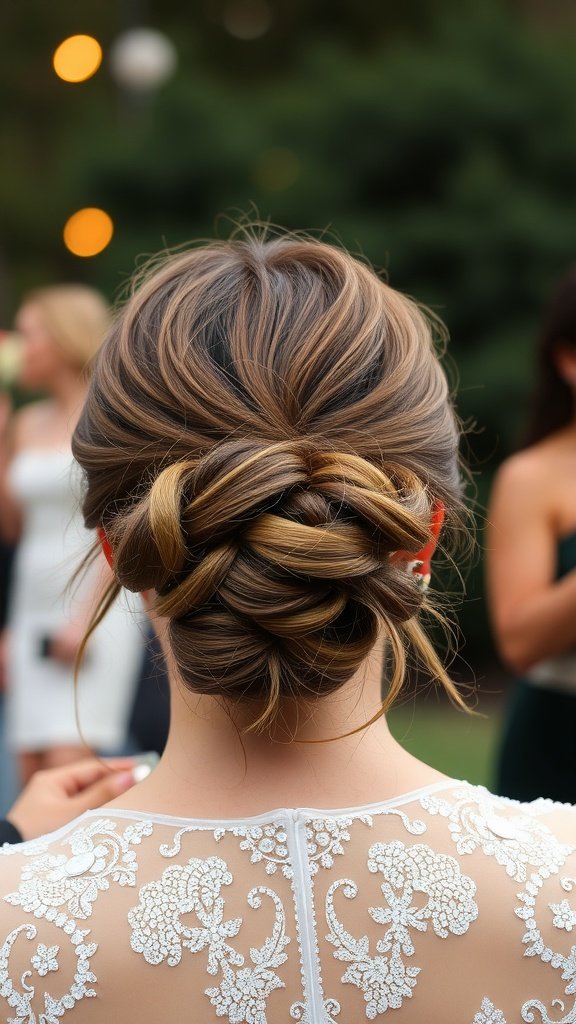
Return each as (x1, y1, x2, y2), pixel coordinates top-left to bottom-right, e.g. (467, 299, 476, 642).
(0, 779, 575, 1023)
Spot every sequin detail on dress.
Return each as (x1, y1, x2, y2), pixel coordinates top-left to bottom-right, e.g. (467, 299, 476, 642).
(472, 997, 507, 1023)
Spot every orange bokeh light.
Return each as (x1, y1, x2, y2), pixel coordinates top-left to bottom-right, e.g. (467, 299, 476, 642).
(53, 35, 102, 83)
(63, 208, 114, 257)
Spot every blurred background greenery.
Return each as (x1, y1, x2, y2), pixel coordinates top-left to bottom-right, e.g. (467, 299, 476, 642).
(3, 0, 576, 785)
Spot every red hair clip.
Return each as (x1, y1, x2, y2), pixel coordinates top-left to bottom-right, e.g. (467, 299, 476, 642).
(408, 501, 445, 592)
(97, 527, 114, 570)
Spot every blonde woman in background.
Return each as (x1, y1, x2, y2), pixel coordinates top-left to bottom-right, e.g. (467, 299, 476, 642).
(0, 286, 143, 785)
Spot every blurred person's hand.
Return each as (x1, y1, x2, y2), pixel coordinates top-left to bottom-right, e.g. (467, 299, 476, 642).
(49, 620, 89, 666)
(5, 758, 140, 840)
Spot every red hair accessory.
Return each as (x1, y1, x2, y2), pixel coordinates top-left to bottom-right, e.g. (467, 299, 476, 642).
(97, 527, 114, 570)
(407, 501, 445, 592)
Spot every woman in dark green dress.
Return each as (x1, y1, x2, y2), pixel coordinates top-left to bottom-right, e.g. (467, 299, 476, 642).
(487, 268, 576, 802)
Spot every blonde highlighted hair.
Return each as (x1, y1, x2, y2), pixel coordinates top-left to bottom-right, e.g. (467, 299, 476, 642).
(73, 231, 468, 733)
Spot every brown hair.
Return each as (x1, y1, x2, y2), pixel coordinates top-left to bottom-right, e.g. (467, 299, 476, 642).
(524, 266, 576, 447)
(73, 232, 467, 732)
(23, 284, 109, 370)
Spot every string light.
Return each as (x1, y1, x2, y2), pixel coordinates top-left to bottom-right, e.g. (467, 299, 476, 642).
(109, 29, 177, 90)
(53, 34, 103, 83)
(63, 208, 114, 257)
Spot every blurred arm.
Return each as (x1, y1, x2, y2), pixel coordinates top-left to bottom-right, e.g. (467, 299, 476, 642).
(486, 455, 576, 672)
(0, 395, 23, 544)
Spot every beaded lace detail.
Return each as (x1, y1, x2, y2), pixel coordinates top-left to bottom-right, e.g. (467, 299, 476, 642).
(325, 841, 478, 1016)
(0, 781, 575, 1023)
(472, 998, 507, 1022)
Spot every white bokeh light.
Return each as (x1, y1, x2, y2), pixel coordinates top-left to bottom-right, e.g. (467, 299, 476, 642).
(109, 28, 177, 90)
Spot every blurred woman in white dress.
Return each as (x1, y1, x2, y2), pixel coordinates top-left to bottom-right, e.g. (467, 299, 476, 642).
(0, 286, 143, 785)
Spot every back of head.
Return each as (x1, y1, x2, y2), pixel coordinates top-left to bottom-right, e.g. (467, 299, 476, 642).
(73, 232, 464, 730)
(26, 284, 109, 370)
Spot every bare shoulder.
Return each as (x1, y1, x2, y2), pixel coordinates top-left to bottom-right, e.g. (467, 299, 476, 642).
(493, 446, 553, 494)
(528, 795, 576, 845)
(11, 400, 54, 451)
(490, 437, 576, 526)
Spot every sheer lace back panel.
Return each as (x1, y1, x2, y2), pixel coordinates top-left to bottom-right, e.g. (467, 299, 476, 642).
(1, 781, 575, 1024)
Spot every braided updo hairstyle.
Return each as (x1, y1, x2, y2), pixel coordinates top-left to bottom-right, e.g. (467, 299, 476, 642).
(73, 232, 466, 732)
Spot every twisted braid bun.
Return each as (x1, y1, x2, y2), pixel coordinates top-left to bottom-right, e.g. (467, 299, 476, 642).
(74, 232, 467, 730)
(106, 441, 433, 720)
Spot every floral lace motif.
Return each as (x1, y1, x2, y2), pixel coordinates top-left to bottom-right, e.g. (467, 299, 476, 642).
(217, 822, 295, 879)
(326, 840, 478, 1018)
(516, 871, 576, 1024)
(0, 817, 151, 1022)
(129, 855, 289, 1023)
(0, 920, 97, 1023)
(31, 942, 59, 977)
(551, 879, 576, 932)
(214, 815, 373, 881)
(473, 997, 507, 1022)
(420, 786, 572, 882)
(213, 809, 424, 882)
(4, 817, 152, 920)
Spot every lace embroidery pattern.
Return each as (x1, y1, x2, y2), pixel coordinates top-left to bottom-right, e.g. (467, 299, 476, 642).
(289, 805, 428, 1020)
(0, 787, 575, 1022)
(304, 816, 373, 876)
(217, 809, 424, 881)
(290, 997, 341, 1022)
(3, 817, 152, 920)
(129, 855, 289, 1022)
(0, 818, 152, 1022)
(473, 997, 507, 1022)
(0, 837, 50, 858)
(551, 879, 576, 933)
(0, 919, 97, 1022)
(422, 787, 576, 1023)
(217, 823, 295, 879)
(326, 840, 478, 1018)
(516, 871, 576, 1024)
(161, 814, 373, 880)
(420, 786, 573, 882)
(221, 815, 372, 880)
(372, 807, 427, 837)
